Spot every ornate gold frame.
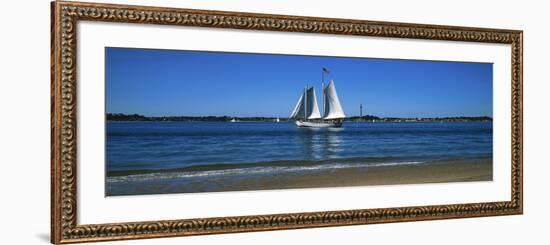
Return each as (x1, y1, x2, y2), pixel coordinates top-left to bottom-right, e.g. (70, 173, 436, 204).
(51, 1, 523, 243)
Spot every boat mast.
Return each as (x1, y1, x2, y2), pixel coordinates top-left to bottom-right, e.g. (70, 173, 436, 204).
(321, 68, 330, 119)
(304, 86, 307, 120)
(321, 69, 325, 117)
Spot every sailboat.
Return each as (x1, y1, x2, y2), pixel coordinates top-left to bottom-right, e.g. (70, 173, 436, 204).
(289, 80, 346, 128)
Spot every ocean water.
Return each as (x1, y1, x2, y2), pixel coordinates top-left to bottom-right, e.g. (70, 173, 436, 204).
(106, 121, 492, 176)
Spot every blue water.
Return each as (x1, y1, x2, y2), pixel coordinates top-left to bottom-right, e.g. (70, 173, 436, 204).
(106, 121, 492, 174)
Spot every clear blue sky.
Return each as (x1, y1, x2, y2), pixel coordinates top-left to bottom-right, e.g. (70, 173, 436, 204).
(106, 47, 492, 118)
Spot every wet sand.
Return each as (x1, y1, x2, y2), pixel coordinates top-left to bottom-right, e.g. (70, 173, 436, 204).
(106, 157, 492, 196)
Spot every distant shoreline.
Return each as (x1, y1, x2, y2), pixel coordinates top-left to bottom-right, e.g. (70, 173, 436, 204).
(107, 113, 492, 123)
(106, 156, 492, 196)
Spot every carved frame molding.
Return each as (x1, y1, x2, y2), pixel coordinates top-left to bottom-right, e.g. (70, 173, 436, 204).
(51, 1, 523, 243)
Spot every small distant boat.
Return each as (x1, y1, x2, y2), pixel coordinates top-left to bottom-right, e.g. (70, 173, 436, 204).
(290, 80, 346, 128)
(275, 117, 280, 123)
(230, 118, 237, 122)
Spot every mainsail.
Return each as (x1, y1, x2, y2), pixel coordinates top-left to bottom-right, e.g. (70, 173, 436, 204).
(306, 87, 322, 119)
(290, 86, 321, 119)
(322, 80, 346, 119)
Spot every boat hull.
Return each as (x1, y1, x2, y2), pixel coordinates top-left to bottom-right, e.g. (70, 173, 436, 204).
(295, 120, 343, 128)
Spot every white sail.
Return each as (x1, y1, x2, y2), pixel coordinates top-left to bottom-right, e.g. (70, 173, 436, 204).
(290, 92, 305, 119)
(306, 87, 321, 119)
(323, 80, 346, 119)
(289, 86, 322, 119)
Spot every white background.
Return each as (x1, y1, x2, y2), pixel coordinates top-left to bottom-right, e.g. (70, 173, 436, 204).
(78, 21, 511, 224)
(0, 0, 548, 244)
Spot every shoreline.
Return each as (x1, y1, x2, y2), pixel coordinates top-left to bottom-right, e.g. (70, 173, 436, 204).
(106, 156, 492, 196)
(107, 120, 492, 123)
(107, 156, 451, 177)
(106, 113, 493, 123)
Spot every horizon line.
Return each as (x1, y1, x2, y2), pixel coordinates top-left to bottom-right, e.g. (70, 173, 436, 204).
(106, 112, 493, 119)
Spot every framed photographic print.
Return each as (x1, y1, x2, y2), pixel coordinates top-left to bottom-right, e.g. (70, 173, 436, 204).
(51, 0, 523, 243)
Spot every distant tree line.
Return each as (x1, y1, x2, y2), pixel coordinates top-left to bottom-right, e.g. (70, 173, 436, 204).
(107, 113, 491, 122)
(345, 115, 381, 121)
(106, 113, 288, 122)
(107, 113, 149, 121)
(347, 115, 492, 122)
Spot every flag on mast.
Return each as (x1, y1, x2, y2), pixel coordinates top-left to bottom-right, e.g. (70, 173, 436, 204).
(322, 67, 330, 74)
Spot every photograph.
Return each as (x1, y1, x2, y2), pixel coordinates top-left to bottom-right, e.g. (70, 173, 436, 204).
(105, 47, 493, 196)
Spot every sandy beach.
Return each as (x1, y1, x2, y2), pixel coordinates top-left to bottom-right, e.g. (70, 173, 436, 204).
(106, 157, 492, 196)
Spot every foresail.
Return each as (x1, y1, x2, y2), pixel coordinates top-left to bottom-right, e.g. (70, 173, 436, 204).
(323, 80, 346, 119)
(290, 92, 305, 119)
(306, 87, 321, 119)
